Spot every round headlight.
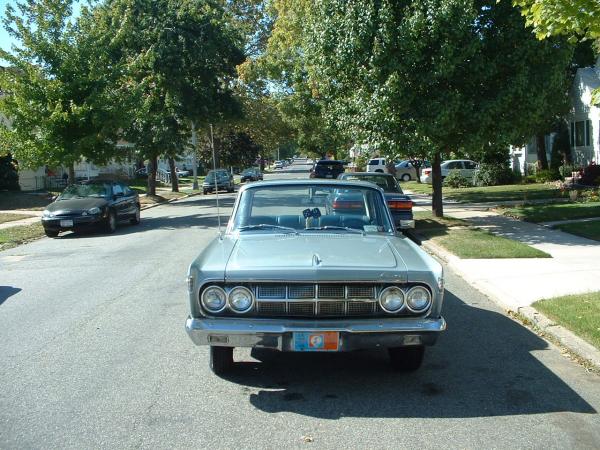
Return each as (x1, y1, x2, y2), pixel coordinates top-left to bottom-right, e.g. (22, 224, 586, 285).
(406, 286, 432, 312)
(379, 286, 405, 313)
(201, 286, 227, 313)
(88, 206, 101, 215)
(42, 209, 53, 218)
(228, 286, 254, 313)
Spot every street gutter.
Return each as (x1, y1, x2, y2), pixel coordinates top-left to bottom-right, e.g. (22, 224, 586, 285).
(410, 232, 600, 373)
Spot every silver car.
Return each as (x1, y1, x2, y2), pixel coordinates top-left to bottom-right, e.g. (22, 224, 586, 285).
(185, 180, 446, 375)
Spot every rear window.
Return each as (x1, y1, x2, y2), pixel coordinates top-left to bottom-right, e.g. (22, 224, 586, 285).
(368, 159, 383, 165)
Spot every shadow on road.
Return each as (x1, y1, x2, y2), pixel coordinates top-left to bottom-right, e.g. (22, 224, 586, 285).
(219, 290, 596, 419)
(0, 286, 21, 306)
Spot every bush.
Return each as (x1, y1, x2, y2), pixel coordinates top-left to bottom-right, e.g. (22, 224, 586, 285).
(472, 163, 515, 186)
(535, 169, 561, 183)
(580, 163, 600, 186)
(444, 170, 471, 188)
(579, 189, 600, 203)
(559, 164, 575, 178)
(0, 154, 20, 191)
(523, 174, 537, 184)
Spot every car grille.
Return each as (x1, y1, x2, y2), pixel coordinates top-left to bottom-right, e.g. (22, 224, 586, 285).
(251, 283, 382, 318)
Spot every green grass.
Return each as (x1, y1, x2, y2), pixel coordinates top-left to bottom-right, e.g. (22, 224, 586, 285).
(404, 181, 562, 203)
(0, 213, 31, 224)
(554, 220, 600, 241)
(503, 202, 600, 223)
(415, 210, 550, 258)
(0, 191, 52, 211)
(534, 292, 600, 350)
(0, 222, 45, 251)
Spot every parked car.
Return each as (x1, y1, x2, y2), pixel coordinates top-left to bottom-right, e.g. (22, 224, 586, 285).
(166, 168, 190, 178)
(274, 160, 284, 169)
(338, 172, 414, 229)
(310, 160, 346, 179)
(240, 168, 263, 183)
(394, 160, 431, 182)
(185, 179, 446, 374)
(203, 169, 235, 194)
(420, 159, 478, 184)
(41, 179, 140, 237)
(366, 157, 388, 173)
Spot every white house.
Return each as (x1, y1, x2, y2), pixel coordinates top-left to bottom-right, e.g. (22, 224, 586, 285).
(569, 56, 600, 166)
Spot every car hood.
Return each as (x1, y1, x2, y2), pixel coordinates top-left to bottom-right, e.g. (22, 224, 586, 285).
(47, 197, 108, 213)
(224, 234, 408, 282)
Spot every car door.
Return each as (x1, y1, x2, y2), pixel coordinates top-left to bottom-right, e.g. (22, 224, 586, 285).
(121, 184, 137, 216)
(111, 183, 128, 219)
(462, 160, 477, 179)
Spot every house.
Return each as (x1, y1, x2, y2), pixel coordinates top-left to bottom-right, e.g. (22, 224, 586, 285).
(568, 56, 600, 166)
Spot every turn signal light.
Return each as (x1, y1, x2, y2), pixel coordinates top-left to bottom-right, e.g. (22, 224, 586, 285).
(387, 200, 413, 210)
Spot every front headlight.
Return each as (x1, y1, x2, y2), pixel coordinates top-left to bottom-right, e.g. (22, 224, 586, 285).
(42, 210, 53, 218)
(406, 286, 432, 313)
(88, 206, 101, 215)
(379, 286, 405, 313)
(228, 286, 254, 313)
(201, 286, 227, 313)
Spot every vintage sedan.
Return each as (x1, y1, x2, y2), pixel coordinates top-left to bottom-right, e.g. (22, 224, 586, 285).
(185, 180, 445, 375)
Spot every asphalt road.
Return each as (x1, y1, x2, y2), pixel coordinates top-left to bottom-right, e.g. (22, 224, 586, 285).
(1, 165, 600, 449)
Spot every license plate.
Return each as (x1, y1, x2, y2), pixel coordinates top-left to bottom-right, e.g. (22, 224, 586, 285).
(326, 174, 333, 178)
(60, 220, 73, 227)
(293, 332, 339, 352)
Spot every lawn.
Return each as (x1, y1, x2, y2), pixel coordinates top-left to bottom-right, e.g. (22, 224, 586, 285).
(534, 292, 600, 350)
(403, 181, 562, 203)
(0, 191, 52, 211)
(554, 220, 600, 241)
(0, 213, 32, 224)
(0, 222, 45, 251)
(415, 211, 551, 259)
(502, 202, 600, 223)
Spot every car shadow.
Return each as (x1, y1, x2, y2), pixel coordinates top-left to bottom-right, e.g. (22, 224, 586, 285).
(0, 286, 21, 306)
(218, 289, 596, 419)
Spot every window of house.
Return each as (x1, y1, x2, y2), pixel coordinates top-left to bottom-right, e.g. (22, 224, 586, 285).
(575, 120, 586, 146)
(570, 122, 575, 147)
(585, 120, 592, 146)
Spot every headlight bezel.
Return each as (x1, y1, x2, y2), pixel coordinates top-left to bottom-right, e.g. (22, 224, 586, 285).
(87, 206, 101, 215)
(378, 286, 406, 314)
(228, 286, 254, 314)
(405, 286, 432, 313)
(200, 286, 227, 313)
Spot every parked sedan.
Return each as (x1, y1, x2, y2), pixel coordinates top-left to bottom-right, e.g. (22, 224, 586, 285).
(420, 159, 478, 183)
(240, 168, 263, 183)
(41, 180, 140, 237)
(185, 180, 445, 375)
(203, 169, 235, 194)
(310, 160, 346, 179)
(394, 160, 431, 181)
(338, 172, 414, 229)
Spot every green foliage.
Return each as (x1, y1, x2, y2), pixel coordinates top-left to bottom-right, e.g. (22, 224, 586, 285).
(535, 169, 561, 182)
(444, 170, 471, 188)
(558, 164, 575, 178)
(473, 163, 516, 186)
(0, 153, 20, 190)
(215, 130, 261, 168)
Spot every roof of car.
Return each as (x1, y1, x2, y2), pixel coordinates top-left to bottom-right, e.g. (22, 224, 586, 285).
(340, 172, 394, 178)
(237, 178, 384, 194)
(316, 159, 346, 164)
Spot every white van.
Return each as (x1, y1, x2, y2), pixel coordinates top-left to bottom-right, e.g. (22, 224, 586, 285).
(367, 157, 387, 173)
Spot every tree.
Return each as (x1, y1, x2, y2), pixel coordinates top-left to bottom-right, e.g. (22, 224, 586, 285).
(0, 0, 125, 183)
(304, 0, 574, 216)
(0, 153, 19, 190)
(93, 0, 244, 194)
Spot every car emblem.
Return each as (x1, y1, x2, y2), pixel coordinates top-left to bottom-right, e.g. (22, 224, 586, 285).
(312, 254, 322, 266)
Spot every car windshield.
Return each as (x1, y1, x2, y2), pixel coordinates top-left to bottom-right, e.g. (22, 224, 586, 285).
(231, 184, 393, 234)
(206, 171, 228, 181)
(59, 183, 110, 199)
(341, 175, 402, 193)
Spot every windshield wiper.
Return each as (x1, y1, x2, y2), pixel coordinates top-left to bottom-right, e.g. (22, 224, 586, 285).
(238, 224, 298, 234)
(305, 226, 365, 235)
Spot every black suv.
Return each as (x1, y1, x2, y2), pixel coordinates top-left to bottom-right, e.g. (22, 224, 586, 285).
(310, 160, 346, 179)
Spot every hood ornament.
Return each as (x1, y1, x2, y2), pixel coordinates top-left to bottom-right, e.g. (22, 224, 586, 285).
(312, 254, 322, 266)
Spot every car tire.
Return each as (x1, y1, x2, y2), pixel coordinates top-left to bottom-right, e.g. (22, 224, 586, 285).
(388, 346, 425, 372)
(44, 229, 59, 238)
(130, 205, 140, 225)
(203, 190, 208, 195)
(104, 210, 117, 234)
(401, 174, 411, 181)
(209, 346, 234, 375)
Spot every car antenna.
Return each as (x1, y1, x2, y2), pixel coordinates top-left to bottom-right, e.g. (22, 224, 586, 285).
(210, 123, 222, 239)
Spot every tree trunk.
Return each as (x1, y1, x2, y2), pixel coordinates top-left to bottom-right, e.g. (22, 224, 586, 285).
(536, 134, 549, 171)
(68, 163, 75, 186)
(168, 156, 179, 192)
(147, 155, 157, 196)
(431, 151, 444, 218)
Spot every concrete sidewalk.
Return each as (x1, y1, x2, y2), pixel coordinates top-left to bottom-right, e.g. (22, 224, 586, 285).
(0, 210, 42, 230)
(415, 203, 600, 310)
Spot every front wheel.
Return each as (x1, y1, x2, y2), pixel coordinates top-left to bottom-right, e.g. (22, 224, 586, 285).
(401, 174, 411, 182)
(388, 346, 425, 372)
(210, 346, 234, 375)
(104, 210, 117, 234)
(130, 205, 140, 225)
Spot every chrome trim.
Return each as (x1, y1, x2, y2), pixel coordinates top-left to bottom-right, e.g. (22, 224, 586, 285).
(200, 286, 227, 313)
(378, 286, 406, 314)
(405, 286, 432, 313)
(227, 286, 255, 314)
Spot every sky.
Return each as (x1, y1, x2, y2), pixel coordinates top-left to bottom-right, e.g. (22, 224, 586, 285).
(0, 0, 82, 54)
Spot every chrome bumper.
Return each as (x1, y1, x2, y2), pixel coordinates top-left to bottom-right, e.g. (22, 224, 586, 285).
(185, 316, 446, 351)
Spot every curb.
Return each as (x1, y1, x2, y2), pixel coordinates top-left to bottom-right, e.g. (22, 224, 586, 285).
(418, 235, 600, 372)
(140, 191, 201, 211)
